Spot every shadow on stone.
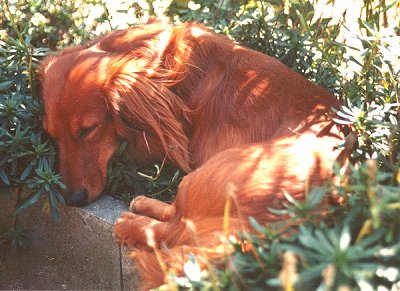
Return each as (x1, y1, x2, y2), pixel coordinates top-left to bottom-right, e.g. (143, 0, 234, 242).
(0, 195, 137, 290)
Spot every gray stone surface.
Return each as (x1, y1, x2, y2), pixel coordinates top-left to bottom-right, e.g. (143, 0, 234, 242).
(121, 246, 138, 291)
(0, 194, 137, 290)
(82, 196, 127, 224)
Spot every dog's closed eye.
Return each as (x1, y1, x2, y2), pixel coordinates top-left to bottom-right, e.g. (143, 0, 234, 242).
(79, 125, 99, 140)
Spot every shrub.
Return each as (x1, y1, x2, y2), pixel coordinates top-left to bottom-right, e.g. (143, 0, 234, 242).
(1, 0, 66, 250)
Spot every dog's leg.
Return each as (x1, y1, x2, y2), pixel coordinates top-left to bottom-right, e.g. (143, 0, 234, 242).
(130, 195, 176, 221)
(114, 211, 187, 250)
(116, 136, 348, 250)
(114, 212, 164, 249)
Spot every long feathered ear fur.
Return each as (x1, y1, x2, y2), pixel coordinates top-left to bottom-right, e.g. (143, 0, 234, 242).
(105, 57, 192, 172)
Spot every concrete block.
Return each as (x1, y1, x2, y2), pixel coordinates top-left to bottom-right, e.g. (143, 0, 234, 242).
(0, 194, 137, 290)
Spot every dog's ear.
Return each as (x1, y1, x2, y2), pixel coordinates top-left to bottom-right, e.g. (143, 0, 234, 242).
(105, 61, 192, 172)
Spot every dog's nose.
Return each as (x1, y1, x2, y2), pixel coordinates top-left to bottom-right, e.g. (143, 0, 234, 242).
(65, 189, 88, 207)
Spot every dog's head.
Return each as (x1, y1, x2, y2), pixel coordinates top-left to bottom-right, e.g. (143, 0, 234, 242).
(40, 24, 191, 206)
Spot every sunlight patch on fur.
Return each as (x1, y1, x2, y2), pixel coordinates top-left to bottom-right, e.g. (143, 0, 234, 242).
(156, 28, 172, 56)
(190, 26, 207, 38)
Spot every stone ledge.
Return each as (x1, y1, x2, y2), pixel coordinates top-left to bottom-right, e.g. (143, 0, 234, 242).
(0, 194, 137, 290)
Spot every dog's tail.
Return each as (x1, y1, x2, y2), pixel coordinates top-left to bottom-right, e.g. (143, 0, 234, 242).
(130, 250, 165, 290)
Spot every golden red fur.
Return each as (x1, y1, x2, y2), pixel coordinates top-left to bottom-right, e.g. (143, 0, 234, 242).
(40, 22, 352, 289)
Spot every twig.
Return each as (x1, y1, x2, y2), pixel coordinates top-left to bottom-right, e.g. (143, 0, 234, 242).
(4, 0, 34, 96)
(297, 0, 343, 88)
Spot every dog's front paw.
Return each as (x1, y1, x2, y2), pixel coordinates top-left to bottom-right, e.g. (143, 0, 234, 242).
(114, 212, 155, 250)
(129, 195, 176, 221)
(129, 195, 146, 213)
(114, 212, 142, 248)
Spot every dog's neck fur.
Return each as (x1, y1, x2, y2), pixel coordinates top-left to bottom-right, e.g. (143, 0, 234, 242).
(157, 24, 225, 104)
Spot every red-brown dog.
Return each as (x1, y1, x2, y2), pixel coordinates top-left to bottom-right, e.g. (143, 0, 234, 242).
(40, 22, 352, 289)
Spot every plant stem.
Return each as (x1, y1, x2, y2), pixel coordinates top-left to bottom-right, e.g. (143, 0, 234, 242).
(4, 0, 34, 95)
(102, 3, 114, 31)
(13, 186, 23, 230)
(258, 0, 268, 53)
(297, 0, 343, 88)
(213, 0, 225, 25)
(4, 1, 25, 46)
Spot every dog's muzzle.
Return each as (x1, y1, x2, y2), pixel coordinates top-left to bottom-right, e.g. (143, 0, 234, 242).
(65, 189, 89, 207)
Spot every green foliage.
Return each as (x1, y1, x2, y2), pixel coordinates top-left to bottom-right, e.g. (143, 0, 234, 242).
(170, 166, 399, 290)
(0, 1, 65, 220)
(0, 1, 69, 248)
(105, 141, 183, 204)
(0, 0, 146, 49)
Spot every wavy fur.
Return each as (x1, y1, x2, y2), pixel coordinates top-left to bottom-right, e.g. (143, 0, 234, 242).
(39, 22, 353, 289)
